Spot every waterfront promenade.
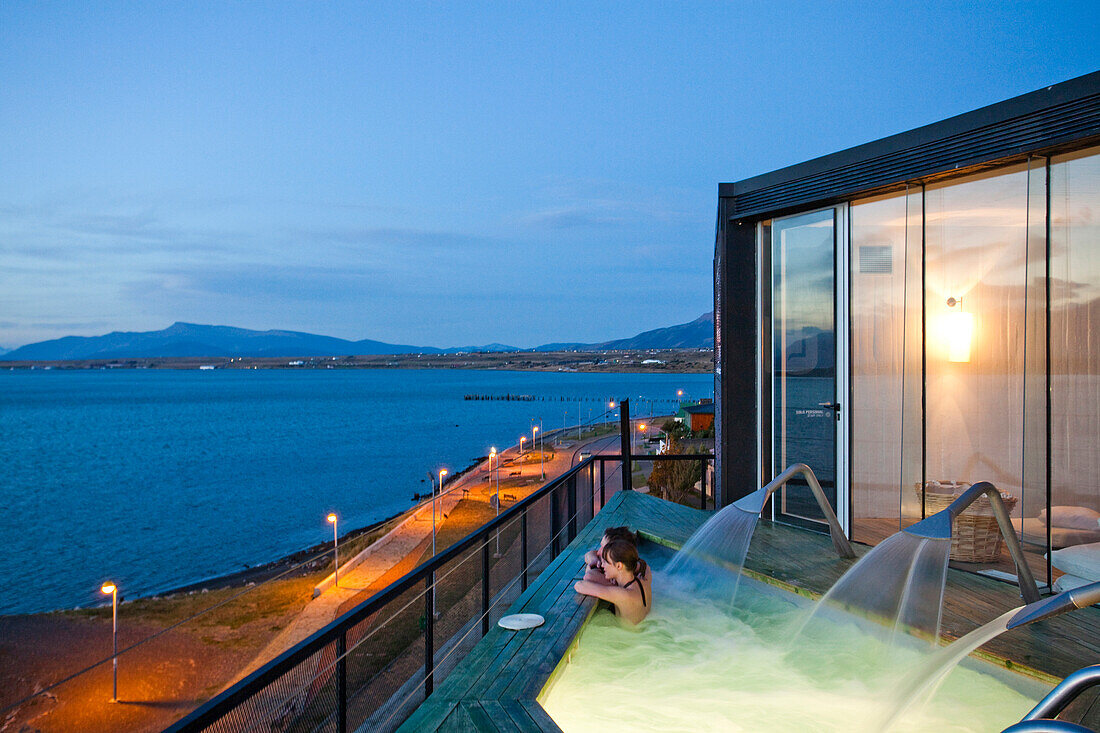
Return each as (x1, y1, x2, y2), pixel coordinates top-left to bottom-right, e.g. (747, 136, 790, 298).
(0, 423, 631, 733)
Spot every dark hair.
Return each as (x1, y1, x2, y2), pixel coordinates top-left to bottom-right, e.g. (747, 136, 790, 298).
(601, 539, 645, 576)
(603, 526, 637, 545)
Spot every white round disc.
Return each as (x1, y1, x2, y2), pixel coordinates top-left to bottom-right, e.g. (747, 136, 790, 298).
(498, 613, 545, 630)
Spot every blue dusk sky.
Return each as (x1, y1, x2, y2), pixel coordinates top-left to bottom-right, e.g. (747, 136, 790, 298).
(1, 2, 1097, 350)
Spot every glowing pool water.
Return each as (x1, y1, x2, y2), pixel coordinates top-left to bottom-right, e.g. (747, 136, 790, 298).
(539, 562, 1050, 732)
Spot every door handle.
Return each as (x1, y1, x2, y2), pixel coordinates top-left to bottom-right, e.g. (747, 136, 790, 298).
(818, 402, 841, 421)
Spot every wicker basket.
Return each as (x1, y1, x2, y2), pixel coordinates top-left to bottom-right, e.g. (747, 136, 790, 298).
(915, 482, 1019, 563)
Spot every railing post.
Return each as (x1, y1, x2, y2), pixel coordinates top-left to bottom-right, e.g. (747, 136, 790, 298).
(337, 630, 347, 733)
(700, 459, 707, 511)
(424, 572, 434, 698)
(599, 458, 606, 509)
(521, 509, 528, 592)
(620, 398, 632, 493)
(588, 460, 595, 516)
(481, 537, 491, 637)
(567, 473, 577, 542)
(551, 483, 562, 558)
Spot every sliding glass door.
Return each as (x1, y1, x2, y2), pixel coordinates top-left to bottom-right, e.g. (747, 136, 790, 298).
(770, 207, 848, 531)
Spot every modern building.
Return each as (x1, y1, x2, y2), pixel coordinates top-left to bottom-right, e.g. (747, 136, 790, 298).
(714, 71, 1100, 587)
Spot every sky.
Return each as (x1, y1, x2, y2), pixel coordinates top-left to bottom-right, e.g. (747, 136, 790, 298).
(1, 2, 1097, 350)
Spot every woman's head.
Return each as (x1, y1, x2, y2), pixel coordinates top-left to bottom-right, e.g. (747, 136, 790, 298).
(601, 539, 642, 584)
(599, 526, 637, 552)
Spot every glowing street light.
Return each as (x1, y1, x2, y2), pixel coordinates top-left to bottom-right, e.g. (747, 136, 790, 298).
(100, 581, 119, 703)
(519, 435, 526, 454)
(433, 469, 447, 558)
(327, 513, 339, 588)
(533, 423, 544, 479)
(638, 422, 647, 454)
(490, 447, 501, 557)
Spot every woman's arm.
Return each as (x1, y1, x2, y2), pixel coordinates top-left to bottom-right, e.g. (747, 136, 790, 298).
(574, 579, 625, 605)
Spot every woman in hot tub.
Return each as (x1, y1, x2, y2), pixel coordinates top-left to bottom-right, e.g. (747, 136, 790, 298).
(574, 539, 651, 625)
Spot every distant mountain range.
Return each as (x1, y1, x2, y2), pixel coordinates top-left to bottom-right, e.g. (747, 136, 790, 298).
(1, 314, 714, 361)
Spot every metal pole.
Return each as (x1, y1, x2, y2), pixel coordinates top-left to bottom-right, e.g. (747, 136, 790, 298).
(620, 398, 632, 493)
(539, 420, 545, 479)
(567, 474, 577, 542)
(520, 509, 529, 592)
(700, 459, 707, 511)
(111, 588, 118, 703)
(332, 518, 339, 588)
(599, 458, 606, 508)
(481, 538, 491, 637)
(424, 573, 434, 697)
(337, 631, 347, 733)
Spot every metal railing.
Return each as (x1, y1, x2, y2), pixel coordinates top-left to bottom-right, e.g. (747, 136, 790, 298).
(165, 450, 712, 733)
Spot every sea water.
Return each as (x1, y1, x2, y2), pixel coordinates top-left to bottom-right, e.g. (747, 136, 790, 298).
(540, 572, 1048, 733)
(0, 368, 711, 614)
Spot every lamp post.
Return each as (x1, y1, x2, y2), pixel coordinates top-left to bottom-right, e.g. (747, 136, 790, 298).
(638, 423, 647, 455)
(327, 513, 339, 588)
(490, 447, 501, 557)
(100, 582, 118, 703)
(519, 435, 526, 455)
(434, 469, 447, 559)
(534, 423, 544, 479)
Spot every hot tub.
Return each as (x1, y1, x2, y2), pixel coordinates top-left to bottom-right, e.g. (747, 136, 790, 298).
(538, 541, 1051, 733)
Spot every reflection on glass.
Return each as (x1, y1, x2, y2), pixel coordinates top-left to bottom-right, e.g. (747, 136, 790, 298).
(771, 209, 836, 525)
(849, 192, 907, 544)
(923, 164, 1030, 509)
(1047, 147, 1100, 577)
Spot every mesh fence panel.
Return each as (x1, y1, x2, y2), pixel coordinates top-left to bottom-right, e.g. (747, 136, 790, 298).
(167, 462, 606, 733)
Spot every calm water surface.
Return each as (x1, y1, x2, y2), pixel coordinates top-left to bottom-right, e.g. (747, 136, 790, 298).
(0, 368, 711, 614)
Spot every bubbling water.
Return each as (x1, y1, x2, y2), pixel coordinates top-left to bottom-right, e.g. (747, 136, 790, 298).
(540, 577, 1043, 733)
(662, 505, 759, 611)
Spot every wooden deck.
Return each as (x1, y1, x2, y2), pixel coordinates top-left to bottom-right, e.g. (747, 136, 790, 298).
(396, 491, 1100, 732)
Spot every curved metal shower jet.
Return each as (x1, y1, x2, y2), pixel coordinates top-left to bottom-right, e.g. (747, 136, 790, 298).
(903, 481, 1040, 604)
(732, 463, 856, 559)
(998, 583, 1100, 733)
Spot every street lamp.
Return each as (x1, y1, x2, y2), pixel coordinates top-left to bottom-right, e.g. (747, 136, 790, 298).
(327, 513, 339, 588)
(533, 424, 544, 480)
(519, 435, 526, 454)
(638, 422, 647, 454)
(100, 581, 118, 703)
(434, 469, 447, 558)
(490, 447, 501, 556)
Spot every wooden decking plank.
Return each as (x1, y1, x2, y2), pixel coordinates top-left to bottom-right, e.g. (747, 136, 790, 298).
(519, 700, 563, 732)
(488, 578, 590, 700)
(485, 699, 542, 733)
(460, 701, 503, 732)
(455, 546, 591, 697)
(398, 699, 460, 733)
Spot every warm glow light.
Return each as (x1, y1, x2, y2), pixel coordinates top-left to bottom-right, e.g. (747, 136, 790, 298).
(677, 390, 683, 397)
(490, 447, 496, 456)
(532, 426, 538, 434)
(639, 423, 646, 431)
(101, 582, 116, 595)
(944, 305, 975, 363)
(327, 513, 337, 523)
(440, 469, 448, 477)
(609, 401, 615, 409)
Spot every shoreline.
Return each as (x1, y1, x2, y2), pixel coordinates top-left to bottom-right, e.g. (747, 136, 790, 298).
(0, 348, 714, 373)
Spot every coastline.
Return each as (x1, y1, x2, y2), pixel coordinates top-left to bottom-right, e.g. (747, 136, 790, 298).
(0, 348, 714, 373)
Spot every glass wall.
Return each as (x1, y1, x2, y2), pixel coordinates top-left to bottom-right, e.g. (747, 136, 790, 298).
(1047, 147, 1100, 585)
(844, 148, 1100, 583)
(849, 193, 907, 544)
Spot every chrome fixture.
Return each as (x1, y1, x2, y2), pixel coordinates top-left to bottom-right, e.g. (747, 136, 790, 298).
(732, 463, 856, 559)
(904, 481, 1041, 604)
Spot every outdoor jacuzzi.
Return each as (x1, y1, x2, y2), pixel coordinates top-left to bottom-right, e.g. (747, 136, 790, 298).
(538, 541, 1051, 733)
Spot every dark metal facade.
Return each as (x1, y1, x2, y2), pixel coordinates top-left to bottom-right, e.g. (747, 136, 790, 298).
(714, 71, 1100, 507)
